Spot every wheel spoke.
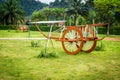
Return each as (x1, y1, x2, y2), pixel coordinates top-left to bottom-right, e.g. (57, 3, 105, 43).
(82, 27, 97, 53)
(62, 27, 83, 54)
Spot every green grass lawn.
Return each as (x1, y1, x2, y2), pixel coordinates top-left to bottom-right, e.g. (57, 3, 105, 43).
(0, 30, 120, 80)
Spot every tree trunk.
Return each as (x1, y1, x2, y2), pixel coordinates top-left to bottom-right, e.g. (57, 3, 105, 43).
(107, 23, 110, 35)
(92, 19, 95, 24)
(107, 15, 110, 35)
(74, 14, 78, 26)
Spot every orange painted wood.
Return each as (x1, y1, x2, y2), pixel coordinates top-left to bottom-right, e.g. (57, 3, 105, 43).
(62, 26, 84, 55)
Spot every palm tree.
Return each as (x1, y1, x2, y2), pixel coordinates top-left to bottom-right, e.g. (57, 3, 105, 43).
(66, 0, 88, 26)
(0, 0, 25, 25)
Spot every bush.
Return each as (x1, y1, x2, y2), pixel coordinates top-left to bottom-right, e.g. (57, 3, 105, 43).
(38, 50, 58, 58)
(0, 24, 120, 35)
(0, 25, 18, 30)
(98, 27, 120, 35)
(0, 25, 12, 30)
(95, 41, 105, 51)
(109, 27, 120, 35)
(31, 41, 39, 48)
(29, 25, 59, 32)
(0, 24, 59, 32)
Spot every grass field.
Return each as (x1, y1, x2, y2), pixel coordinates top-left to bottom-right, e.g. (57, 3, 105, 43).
(0, 30, 120, 80)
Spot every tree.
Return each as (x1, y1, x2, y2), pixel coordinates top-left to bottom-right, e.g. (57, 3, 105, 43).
(42, 7, 53, 20)
(94, 0, 120, 35)
(52, 8, 65, 20)
(31, 7, 66, 21)
(94, 0, 120, 23)
(31, 11, 46, 21)
(0, 0, 25, 26)
(50, 0, 72, 8)
(85, 0, 94, 9)
(88, 10, 96, 24)
(66, 0, 88, 25)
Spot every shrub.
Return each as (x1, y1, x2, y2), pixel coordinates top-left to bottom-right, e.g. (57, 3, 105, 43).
(98, 27, 120, 35)
(29, 25, 59, 32)
(0, 25, 13, 30)
(95, 41, 105, 51)
(31, 41, 39, 48)
(37, 50, 58, 58)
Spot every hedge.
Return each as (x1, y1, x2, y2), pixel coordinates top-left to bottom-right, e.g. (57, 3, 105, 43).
(98, 27, 120, 35)
(0, 25, 120, 35)
(29, 25, 59, 32)
(0, 25, 12, 30)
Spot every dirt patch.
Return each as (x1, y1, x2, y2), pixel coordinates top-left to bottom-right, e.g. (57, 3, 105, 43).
(104, 37, 120, 41)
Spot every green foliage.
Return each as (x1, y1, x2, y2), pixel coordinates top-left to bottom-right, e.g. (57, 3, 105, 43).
(1, 0, 119, 28)
(29, 25, 59, 32)
(0, 25, 18, 30)
(0, 25, 11, 30)
(95, 41, 105, 51)
(50, 0, 72, 8)
(110, 27, 120, 35)
(88, 10, 96, 23)
(31, 11, 46, 21)
(0, 0, 47, 16)
(31, 7, 65, 21)
(49, 0, 120, 26)
(98, 27, 120, 35)
(85, 0, 94, 9)
(31, 41, 39, 48)
(66, 0, 88, 25)
(94, 0, 120, 23)
(0, 0, 25, 25)
(38, 50, 58, 58)
(31, 0, 88, 26)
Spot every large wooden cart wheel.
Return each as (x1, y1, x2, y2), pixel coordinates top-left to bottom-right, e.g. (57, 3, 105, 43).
(82, 27, 97, 53)
(62, 27, 84, 55)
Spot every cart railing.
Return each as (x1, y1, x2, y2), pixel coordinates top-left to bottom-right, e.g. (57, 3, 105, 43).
(78, 23, 109, 39)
